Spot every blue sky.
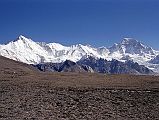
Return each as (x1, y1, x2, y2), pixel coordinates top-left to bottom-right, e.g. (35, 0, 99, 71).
(0, 0, 159, 49)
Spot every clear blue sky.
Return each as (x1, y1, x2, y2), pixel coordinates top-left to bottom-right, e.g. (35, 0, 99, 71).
(0, 0, 159, 49)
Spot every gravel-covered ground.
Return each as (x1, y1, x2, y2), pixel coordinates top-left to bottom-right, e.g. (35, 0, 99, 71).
(1, 80, 159, 120)
(1, 56, 159, 120)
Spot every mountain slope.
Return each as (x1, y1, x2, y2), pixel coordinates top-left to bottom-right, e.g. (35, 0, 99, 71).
(78, 57, 154, 75)
(0, 35, 49, 64)
(0, 55, 39, 78)
(109, 38, 155, 55)
(109, 38, 156, 63)
(0, 35, 159, 73)
(149, 55, 159, 64)
(35, 57, 154, 75)
(35, 59, 94, 73)
(0, 35, 109, 64)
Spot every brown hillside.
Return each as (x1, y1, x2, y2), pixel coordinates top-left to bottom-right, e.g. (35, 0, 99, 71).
(0, 56, 39, 78)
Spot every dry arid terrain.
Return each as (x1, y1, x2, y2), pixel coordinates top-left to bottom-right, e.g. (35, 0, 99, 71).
(1, 56, 159, 120)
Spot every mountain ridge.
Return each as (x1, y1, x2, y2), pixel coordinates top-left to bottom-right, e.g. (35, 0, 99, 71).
(0, 35, 159, 73)
(34, 57, 154, 75)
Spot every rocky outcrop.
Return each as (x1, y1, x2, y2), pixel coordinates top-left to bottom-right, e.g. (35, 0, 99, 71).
(35, 57, 153, 75)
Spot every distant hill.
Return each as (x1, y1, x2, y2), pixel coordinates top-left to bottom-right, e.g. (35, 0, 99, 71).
(0, 56, 39, 78)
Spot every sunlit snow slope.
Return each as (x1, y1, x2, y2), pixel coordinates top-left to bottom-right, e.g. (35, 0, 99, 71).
(0, 35, 159, 72)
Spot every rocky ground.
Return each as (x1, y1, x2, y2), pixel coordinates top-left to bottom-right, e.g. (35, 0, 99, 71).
(0, 56, 159, 120)
(1, 84, 159, 120)
(0, 73, 159, 120)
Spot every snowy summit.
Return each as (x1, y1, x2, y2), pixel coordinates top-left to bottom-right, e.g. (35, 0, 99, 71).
(0, 35, 159, 72)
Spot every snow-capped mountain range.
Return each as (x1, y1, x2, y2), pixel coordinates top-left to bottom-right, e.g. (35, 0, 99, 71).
(0, 35, 159, 73)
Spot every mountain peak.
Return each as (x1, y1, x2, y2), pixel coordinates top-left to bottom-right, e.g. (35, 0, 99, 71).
(121, 38, 138, 44)
(121, 38, 150, 49)
(13, 35, 32, 43)
(0, 36, 158, 73)
(108, 38, 156, 56)
(19, 35, 27, 40)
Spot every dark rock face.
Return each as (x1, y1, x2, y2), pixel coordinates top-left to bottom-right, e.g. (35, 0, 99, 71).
(58, 60, 86, 72)
(77, 57, 111, 73)
(108, 60, 152, 74)
(34, 63, 62, 72)
(34, 60, 89, 73)
(149, 55, 159, 64)
(78, 57, 153, 75)
(34, 57, 153, 75)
